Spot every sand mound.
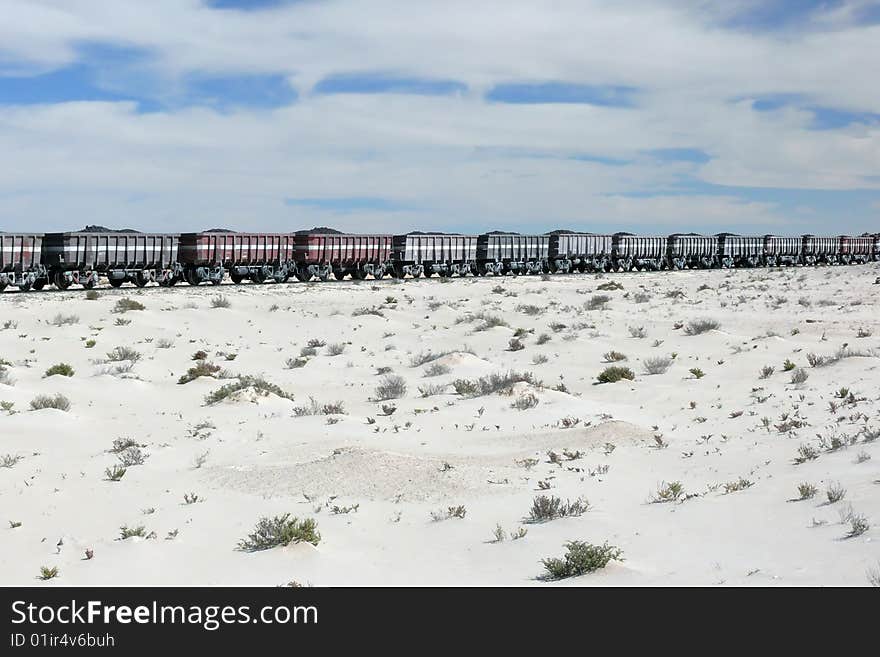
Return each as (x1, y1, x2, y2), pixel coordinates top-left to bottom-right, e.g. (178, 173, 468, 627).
(207, 446, 502, 501)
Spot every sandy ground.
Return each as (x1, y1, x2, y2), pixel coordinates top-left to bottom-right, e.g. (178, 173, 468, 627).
(1, 264, 879, 586)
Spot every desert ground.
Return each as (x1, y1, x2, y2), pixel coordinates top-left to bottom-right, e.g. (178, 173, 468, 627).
(1, 264, 879, 586)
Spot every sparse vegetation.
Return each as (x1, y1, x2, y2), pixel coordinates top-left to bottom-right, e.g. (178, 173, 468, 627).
(374, 375, 407, 401)
(112, 298, 145, 313)
(603, 350, 627, 363)
(210, 295, 231, 309)
(527, 495, 590, 523)
(541, 541, 622, 580)
(643, 356, 672, 375)
(44, 363, 74, 377)
(684, 319, 720, 335)
(205, 375, 295, 405)
(650, 481, 684, 503)
(596, 366, 635, 384)
(178, 361, 222, 384)
(453, 370, 539, 397)
(797, 483, 817, 500)
(29, 394, 71, 412)
(237, 514, 320, 551)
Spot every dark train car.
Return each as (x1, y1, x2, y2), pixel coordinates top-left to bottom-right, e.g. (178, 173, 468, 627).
(476, 233, 548, 275)
(717, 234, 764, 268)
(0, 233, 46, 291)
(548, 233, 613, 273)
(391, 234, 477, 277)
(42, 232, 180, 289)
(801, 235, 842, 265)
(178, 232, 295, 285)
(839, 235, 875, 264)
(763, 235, 801, 266)
(293, 233, 392, 281)
(667, 234, 717, 269)
(612, 234, 667, 271)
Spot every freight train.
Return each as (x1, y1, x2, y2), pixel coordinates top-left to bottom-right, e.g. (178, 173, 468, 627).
(0, 230, 878, 292)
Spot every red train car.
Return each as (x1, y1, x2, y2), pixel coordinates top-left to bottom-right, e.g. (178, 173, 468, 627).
(293, 234, 392, 280)
(839, 235, 874, 264)
(178, 232, 296, 284)
(0, 233, 46, 291)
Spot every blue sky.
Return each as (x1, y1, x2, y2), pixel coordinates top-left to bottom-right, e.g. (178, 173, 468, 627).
(0, 0, 878, 233)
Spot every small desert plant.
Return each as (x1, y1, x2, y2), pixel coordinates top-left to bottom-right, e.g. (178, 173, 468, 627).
(597, 281, 623, 291)
(51, 313, 79, 326)
(508, 338, 525, 352)
(418, 383, 446, 398)
(84, 339, 96, 348)
(783, 359, 796, 371)
(536, 333, 551, 345)
(430, 505, 467, 521)
(326, 343, 346, 356)
(104, 465, 127, 481)
(650, 481, 684, 503)
(117, 446, 148, 467)
(156, 338, 174, 349)
(596, 366, 635, 384)
(238, 514, 320, 551)
(352, 306, 384, 317)
(178, 361, 222, 384)
(527, 495, 590, 523)
(532, 354, 549, 365)
(643, 356, 672, 375)
(689, 367, 705, 379)
(285, 357, 308, 369)
(541, 541, 623, 580)
(794, 444, 819, 464)
(423, 362, 450, 377)
(119, 525, 147, 540)
(205, 375, 295, 405)
(210, 295, 231, 309)
(790, 368, 809, 385)
(517, 304, 544, 316)
(38, 566, 59, 580)
(628, 326, 647, 339)
(374, 375, 407, 401)
(112, 298, 145, 313)
(585, 294, 611, 310)
(452, 370, 538, 397)
(797, 483, 818, 500)
(44, 363, 74, 377)
(30, 394, 71, 411)
(85, 290, 100, 300)
(685, 319, 720, 335)
(0, 454, 23, 468)
(759, 365, 775, 379)
(106, 346, 141, 363)
(846, 513, 870, 538)
(512, 391, 539, 410)
(826, 482, 846, 503)
(723, 477, 753, 494)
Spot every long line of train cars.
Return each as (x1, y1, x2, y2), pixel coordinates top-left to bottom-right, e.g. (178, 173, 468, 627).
(1, 230, 878, 291)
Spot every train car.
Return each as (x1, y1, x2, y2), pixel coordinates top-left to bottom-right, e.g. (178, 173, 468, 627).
(476, 233, 548, 275)
(801, 235, 841, 265)
(547, 233, 612, 273)
(0, 233, 46, 291)
(874, 234, 880, 262)
(293, 233, 392, 281)
(391, 234, 477, 277)
(178, 232, 295, 285)
(612, 234, 667, 271)
(716, 234, 764, 268)
(667, 234, 717, 269)
(839, 235, 874, 264)
(42, 232, 180, 289)
(763, 235, 801, 266)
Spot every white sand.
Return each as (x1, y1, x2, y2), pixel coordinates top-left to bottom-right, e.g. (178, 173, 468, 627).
(1, 265, 879, 586)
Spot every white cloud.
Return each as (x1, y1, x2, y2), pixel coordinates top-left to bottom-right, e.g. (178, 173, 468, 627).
(0, 1, 878, 233)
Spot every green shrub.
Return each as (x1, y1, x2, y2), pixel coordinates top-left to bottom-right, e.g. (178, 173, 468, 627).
(44, 363, 74, 377)
(596, 366, 635, 384)
(112, 298, 145, 313)
(541, 541, 623, 580)
(178, 361, 222, 384)
(237, 514, 320, 551)
(205, 376, 295, 405)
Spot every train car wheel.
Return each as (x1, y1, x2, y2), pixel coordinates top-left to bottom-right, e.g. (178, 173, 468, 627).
(251, 270, 266, 284)
(82, 278, 96, 290)
(32, 279, 46, 291)
(0, 282, 6, 292)
(19, 281, 32, 292)
(230, 272, 244, 284)
(134, 272, 150, 287)
(109, 279, 124, 288)
(53, 272, 71, 290)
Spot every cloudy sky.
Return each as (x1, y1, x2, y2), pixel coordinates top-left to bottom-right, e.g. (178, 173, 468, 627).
(1, 0, 879, 234)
